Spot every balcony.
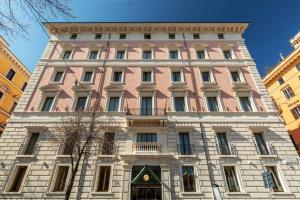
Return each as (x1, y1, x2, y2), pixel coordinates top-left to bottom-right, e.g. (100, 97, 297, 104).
(126, 108, 166, 116)
(98, 142, 116, 158)
(133, 142, 161, 153)
(257, 143, 278, 158)
(126, 108, 168, 127)
(216, 143, 238, 158)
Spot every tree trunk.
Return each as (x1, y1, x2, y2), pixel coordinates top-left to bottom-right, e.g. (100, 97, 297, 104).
(65, 154, 82, 200)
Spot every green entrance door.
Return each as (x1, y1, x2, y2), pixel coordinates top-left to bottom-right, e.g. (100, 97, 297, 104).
(131, 165, 162, 200)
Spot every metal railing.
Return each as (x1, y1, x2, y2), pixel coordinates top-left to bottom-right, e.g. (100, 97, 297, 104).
(126, 108, 167, 116)
(216, 141, 237, 156)
(98, 143, 116, 155)
(133, 142, 161, 152)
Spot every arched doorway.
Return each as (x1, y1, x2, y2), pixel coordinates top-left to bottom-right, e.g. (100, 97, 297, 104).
(131, 165, 162, 200)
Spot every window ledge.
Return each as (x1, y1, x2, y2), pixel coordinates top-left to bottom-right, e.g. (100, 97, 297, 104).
(271, 192, 294, 196)
(79, 81, 93, 85)
(218, 155, 237, 158)
(109, 81, 124, 85)
(141, 81, 155, 85)
(180, 192, 204, 197)
(258, 155, 278, 159)
(90, 192, 113, 196)
(171, 81, 185, 85)
(226, 192, 249, 196)
(46, 192, 66, 196)
(15, 154, 35, 159)
(56, 155, 72, 159)
(97, 155, 116, 158)
(177, 155, 197, 158)
(48, 81, 63, 85)
(0, 192, 23, 195)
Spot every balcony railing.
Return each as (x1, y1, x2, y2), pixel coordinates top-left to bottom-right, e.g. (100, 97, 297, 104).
(133, 142, 161, 152)
(216, 142, 237, 156)
(98, 143, 116, 156)
(126, 108, 166, 116)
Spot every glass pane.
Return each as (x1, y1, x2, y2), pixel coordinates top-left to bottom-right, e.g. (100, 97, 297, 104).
(24, 133, 40, 155)
(174, 97, 185, 111)
(63, 51, 71, 60)
(169, 51, 178, 59)
(53, 166, 69, 192)
(224, 166, 240, 192)
(75, 97, 87, 111)
(41, 97, 54, 112)
(231, 71, 240, 82)
(143, 51, 152, 59)
(266, 166, 284, 192)
(240, 97, 252, 112)
(179, 133, 191, 155)
(53, 72, 63, 82)
(201, 72, 211, 82)
(113, 72, 122, 82)
(9, 166, 27, 192)
(172, 71, 181, 82)
(207, 97, 219, 111)
(137, 133, 157, 142)
(223, 51, 232, 59)
(83, 71, 93, 82)
(197, 51, 205, 59)
(97, 166, 111, 192)
(108, 97, 120, 112)
(254, 133, 269, 155)
(116, 51, 125, 59)
(217, 133, 230, 155)
(141, 97, 152, 115)
(182, 166, 196, 192)
(101, 133, 115, 155)
(89, 51, 98, 59)
(142, 72, 152, 82)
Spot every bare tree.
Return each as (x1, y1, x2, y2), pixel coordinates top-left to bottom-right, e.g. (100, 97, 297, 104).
(49, 109, 114, 200)
(0, 0, 73, 36)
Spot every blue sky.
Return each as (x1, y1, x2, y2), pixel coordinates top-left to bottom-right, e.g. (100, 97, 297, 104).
(5, 0, 300, 77)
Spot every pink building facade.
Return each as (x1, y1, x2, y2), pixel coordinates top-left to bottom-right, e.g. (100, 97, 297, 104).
(0, 23, 300, 200)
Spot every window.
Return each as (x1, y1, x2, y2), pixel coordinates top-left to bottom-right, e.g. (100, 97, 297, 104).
(223, 50, 232, 60)
(172, 71, 182, 82)
(116, 50, 125, 59)
(95, 33, 102, 39)
(266, 166, 284, 192)
(112, 71, 123, 82)
(23, 133, 40, 155)
(278, 78, 285, 85)
(193, 33, 200, 39)
(119, 33, 126, 39)
(41, 97, 54, 112)
(283, 87, 295, 99)
(7, 166, 28, 192)
(141, 97, 152, 115)
(297, 64, 300, 71)
(6, 69, 16, 80)
(62, 140, 74, 155)
(96, 166, 111, 192)
(89, 50, 99, 59)
(224, 166, 240, 192)
(168, 33, 175, 39)
(179, 133, 191, 155)
(201, 71, 211, 82)
(182, 166, 196, 192)
(254, 133, 269, 155)
(10, 102, 17, 113)
(142, 71, 152, 82)
(144, 33, 151, 39)
(52, 166, 69, 192)
(75, 96, 87, 111)
(174, 97, 185, 112)
(70, 33, 77, 40)
(231, 71, 241, 82)
(143, 50, 152, 59)
(196, 50, 205, 59)
(291, 105, 300, 119)
(108, 97, 120, 112)
(82, 71, 93, 82)
(217, 133, 231, 155)
(207, 97, 219, 112)
(239, 97, 253, 112)
(169, 50, 178, 59)
(0, 91, 3, 100)
(101, 133, 115, 155)
(137, 133, 157, 142)
(63, 50, 72, 60)
(21, 82, 27, 92)
(53, 71, 64, 82)
(218, 33, 224, 39)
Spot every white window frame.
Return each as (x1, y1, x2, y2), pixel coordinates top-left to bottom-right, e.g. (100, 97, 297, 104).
(50, 68, 66, 84)
(115, 48, 127, 60)
(4, 164, 30, 193)
(141, 68, 154, 83)
(229, 68, 245, 83)
(291, 105, 300, 119)
(171, 68, 185, 84)
(80, 68, 95, 84)
(214, 131, 234, 156)
(111, 69, 124, 84)
(19, 131, 41, 156)
(282, 86, 294, 99)
(92, 163, 114, 194)
(263, 164, 289, 193)
(200, 69, 215, 83)
(251, 131, 273, 156)
(49, 164, 72, 193)
(38, 92, 59, 112)
(221, 48, 236, 60)
(106, 94, 123, 112)
(60, 48, 74, 60)
(221, 164, 244, 193)
(194, 48, 209, 59)
(179, 164, 200, 194)
(204, 91, 223, 112)
(168, 48, 181, 60)
(72, 93, 91, 111)
(235, 92, 258, 112)
(171, 92, 190, 112)
(141, 48, 154, 60)
(87, 49, 100, 60)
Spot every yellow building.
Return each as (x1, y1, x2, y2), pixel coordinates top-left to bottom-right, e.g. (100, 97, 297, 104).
(263, 31, 300, 154)
(0, 36, 31, 135)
